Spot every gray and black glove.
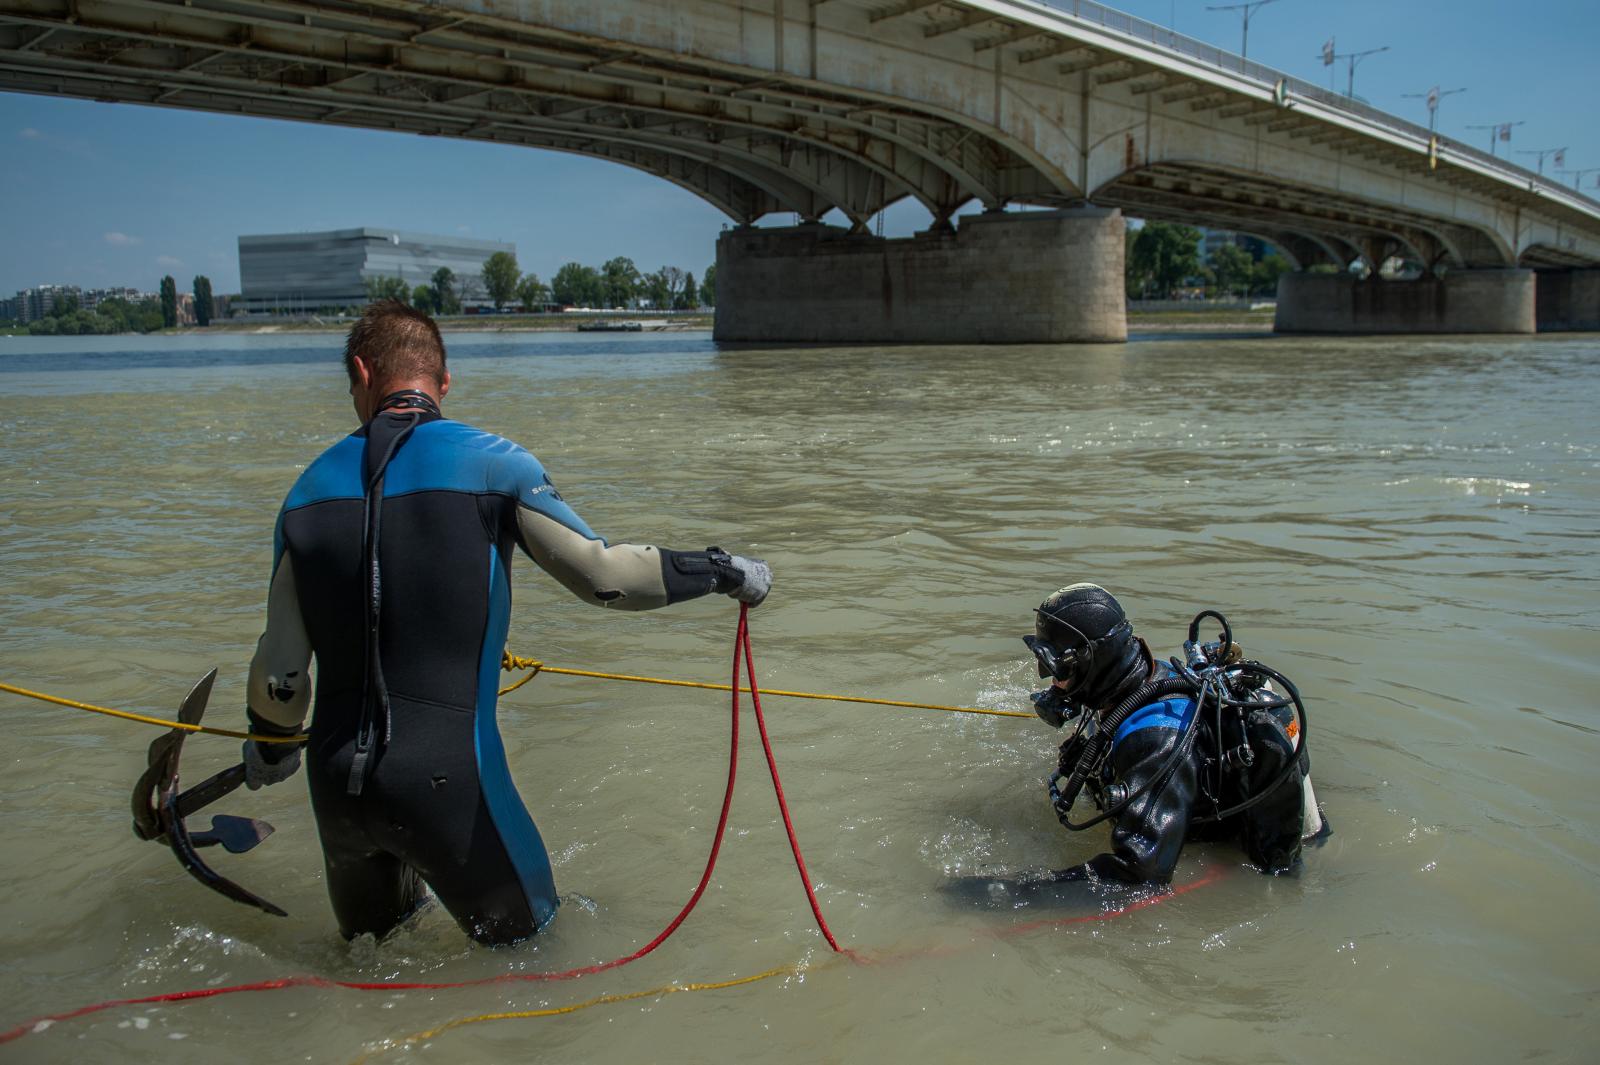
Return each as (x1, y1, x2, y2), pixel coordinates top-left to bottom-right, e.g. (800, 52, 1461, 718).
(661, 547, 774, 606)
(242, 710, 305, 790)
(719, 553, 772, 607)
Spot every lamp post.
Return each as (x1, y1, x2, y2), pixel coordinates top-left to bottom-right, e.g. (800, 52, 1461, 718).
(1401, 85, 1467, 134)
(1515, 147, 1568, 175)
(1555, 167, 1600, 191)
(1206, 0, 1278, 61)
(1318, 40, 1389, 99)
(1465, 121, 1524, 157)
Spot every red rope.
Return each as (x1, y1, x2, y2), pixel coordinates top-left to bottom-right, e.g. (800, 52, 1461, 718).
(0, 608, 1209, 1047)
(1, 610, 753, 1046)
(739, 605, 844, 952)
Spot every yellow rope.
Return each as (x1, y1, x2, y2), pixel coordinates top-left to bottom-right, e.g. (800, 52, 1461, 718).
(3, 650, 1025, 744)
(351, 963, 803, 1063)
(0, 681, 307, 743)
(499, 653, 1031, 719)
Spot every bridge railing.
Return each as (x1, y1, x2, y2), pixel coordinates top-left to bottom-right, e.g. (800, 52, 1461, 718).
(1018, 0, 1590, 205)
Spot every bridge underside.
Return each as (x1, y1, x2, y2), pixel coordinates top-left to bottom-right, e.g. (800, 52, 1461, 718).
(3, 0, 1598, 340)
(0, 0, 1072, 231)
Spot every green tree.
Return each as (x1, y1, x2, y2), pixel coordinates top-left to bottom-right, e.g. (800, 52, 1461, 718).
(1129, 222, 1202, 298)
(27, 316, 59, 336)
(411, 285, 434, 314)
(678, 270, 698, 310)
(430, 267, 460, 315)
(49, 293, 81, 319)
(640, 269, 670, 310)
(1250, 254, 1292, 296)
(135, 298, 164, 332)
(1210, 243, 1254, 299)
(1124, 224, 1142, 299)
(192, 275, 214, 326)
(699, 264, 717, 307)
(516, 273, 550, 311)
(363, 275, 409, 303)
(551, 262, 604, 307)
(481, 251, 521, 311)
(159, 276, 178, 328)
(601, 256, 641, 308)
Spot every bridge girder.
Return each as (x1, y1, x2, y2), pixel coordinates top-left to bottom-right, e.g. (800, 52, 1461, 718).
(1096, 161, 1526, 270)
(0, 0, 1595, 266)
(0, 0, 1057, 225)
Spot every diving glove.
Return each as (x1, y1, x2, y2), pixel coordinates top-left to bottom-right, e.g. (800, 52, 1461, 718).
(243, 710, 304, 790)
(701, 547, 772, 607)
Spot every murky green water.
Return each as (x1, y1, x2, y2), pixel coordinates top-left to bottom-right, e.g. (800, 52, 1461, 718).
(1, 328, 1597, 1063)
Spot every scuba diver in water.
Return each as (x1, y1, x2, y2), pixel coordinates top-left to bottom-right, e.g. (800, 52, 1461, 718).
(241, 300, 772, 946)
(959, 584, 1327, 905)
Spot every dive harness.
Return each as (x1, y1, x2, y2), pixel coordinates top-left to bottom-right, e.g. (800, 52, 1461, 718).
(1046, 610, 1309, 832)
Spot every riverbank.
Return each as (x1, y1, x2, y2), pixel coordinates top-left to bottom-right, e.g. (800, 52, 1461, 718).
(1128, 309, 1275, 332)
(5, 308, 1275, 339)
(199, 312, 716, 335)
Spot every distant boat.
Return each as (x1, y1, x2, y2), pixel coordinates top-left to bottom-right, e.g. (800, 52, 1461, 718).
(576, 320, 644, 332)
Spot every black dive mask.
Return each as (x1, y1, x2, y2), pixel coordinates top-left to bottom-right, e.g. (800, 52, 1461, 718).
(1023, 633, 1082, 685)
(1022, 617, 1134, 692)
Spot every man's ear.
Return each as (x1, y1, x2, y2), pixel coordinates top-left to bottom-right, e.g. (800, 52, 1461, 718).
(439, 369, 451, 399)
(351, 354, 374, 390)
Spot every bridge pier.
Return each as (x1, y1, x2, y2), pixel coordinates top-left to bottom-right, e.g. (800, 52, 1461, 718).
(1535, 270, 1600, 332)
(712, 207, 1127, 344)
(1274, 270, 1536, 335)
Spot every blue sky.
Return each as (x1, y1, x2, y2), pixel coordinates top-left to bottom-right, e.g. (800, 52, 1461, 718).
(2, 0, 1594, 296)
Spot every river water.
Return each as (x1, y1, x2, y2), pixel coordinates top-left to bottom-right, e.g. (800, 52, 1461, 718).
(1, 328, 1596, 1063)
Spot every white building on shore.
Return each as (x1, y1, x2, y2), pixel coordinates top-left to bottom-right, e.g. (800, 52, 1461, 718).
(236, 228, 514, 314)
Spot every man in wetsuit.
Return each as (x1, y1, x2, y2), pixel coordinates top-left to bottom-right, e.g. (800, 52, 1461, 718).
(240, 300, 772, 945)
(1021, 584, 1325, 886)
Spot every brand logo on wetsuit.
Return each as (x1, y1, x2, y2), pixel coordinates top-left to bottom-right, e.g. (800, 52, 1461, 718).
(528, 475, 562, 502)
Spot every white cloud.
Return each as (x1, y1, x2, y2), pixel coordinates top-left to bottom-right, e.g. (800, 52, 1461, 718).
(104, 231, 141, 247)
(19, 127, 41, 139)
(155, 255, 184, 268)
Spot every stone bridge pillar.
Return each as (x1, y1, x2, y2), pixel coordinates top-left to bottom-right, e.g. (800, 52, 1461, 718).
(1273, 269, 1536, 335)
(712, 207, 1127, 344)
(1534, 270, 1600, 332)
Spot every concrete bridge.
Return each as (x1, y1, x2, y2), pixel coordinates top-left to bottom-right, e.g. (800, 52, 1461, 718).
(3, 0, 1597, 341)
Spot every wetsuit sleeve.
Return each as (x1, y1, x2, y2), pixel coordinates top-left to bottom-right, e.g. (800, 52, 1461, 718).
(506, 451, 735, 611)
(246, 552, 312, 731)
(1067, 729, 1197, 884)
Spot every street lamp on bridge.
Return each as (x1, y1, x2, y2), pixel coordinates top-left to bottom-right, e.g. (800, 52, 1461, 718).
(1318, 39, 1389, 99)
(1401, 85, 1467, 134)
(1516, 147, 1568, 176)
(1206, 0, 1279, 61)
(1554, 167, 1598, 191)
(1465, 120, 1525, 158)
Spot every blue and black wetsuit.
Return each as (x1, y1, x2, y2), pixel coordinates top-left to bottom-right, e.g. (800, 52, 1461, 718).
(1070, 673, 1313, 883)
(246, 408, 739, 944)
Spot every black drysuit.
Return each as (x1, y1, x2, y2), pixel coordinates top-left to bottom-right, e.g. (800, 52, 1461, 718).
(1063, 684, 1311, 884)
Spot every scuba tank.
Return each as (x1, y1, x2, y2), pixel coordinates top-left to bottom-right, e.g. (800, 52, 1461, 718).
(1047, 610, 1310, 832)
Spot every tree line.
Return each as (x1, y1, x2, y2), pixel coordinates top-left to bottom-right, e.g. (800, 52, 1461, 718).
(364, 254, 718, 315)
(16, 273, 215, 335)
(1126, 222, 1292, 300)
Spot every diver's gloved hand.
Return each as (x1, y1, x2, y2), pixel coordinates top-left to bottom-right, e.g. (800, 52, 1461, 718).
(707, 547, 772, 607)
(242, 710, 304, 790)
